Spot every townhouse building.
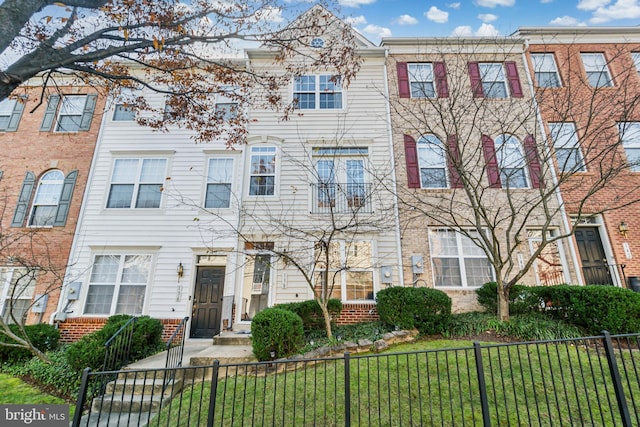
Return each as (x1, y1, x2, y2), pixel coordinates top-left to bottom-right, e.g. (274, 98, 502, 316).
(0, 83, 104, 325)
(519, 27, 640, 288)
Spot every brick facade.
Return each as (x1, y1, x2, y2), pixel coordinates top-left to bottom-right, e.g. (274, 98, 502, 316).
(57, 317, 186, 343)
(334, 303, 379, 325)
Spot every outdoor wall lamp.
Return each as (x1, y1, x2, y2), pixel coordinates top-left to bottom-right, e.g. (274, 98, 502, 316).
(177, 262, 184, 278)
(619, 221, 629, 238)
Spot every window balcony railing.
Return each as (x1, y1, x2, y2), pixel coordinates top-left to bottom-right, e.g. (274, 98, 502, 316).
(310, 182, 373, 214)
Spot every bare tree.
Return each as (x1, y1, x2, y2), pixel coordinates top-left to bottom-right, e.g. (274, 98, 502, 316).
(0, 2, 360, 144)
(384, 38, 640, 321)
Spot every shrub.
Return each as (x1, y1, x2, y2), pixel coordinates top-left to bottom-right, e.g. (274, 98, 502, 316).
(530, 285, 640, 334)
(3, 349, 80, 400)
(251, 308, 304, 361)
(475, 282, 532, 315)
(376, 286, 451, 335)
(277, 299, 342, 331)
(0, 323, 60, 363)
(65, 315, 164, 371)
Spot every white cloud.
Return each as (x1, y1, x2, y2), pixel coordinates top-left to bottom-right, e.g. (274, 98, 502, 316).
(339, 0, 377, 7)
(447, 2, 461, 8)
(425, 6, 449, 23)
(478, 13, 498, 22)
(476, 0, 515, 7)
(450, 23, 500, 36)
(394, 14, 419, 25)
(577, 0, 611, 10)
(362, 24, 392, 39)
(345, 15, 367, 26)
(254, 6, 284, 23)
(451, 25, 473, 36)
(549, 15, 582, 25)
(589, 0, 640, 23)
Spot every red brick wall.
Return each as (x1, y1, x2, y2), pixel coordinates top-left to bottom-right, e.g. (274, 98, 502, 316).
(58, 317, 185, 343)
(335, 303, 378, 325)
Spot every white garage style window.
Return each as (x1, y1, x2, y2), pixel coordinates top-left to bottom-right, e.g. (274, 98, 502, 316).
(429, 229, 493, 287)
(84, 254, 151, 315)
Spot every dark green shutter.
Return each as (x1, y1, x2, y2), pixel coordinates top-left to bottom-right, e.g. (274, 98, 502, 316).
(53, 170, 78, 226)
(11, 172, 35, 227)
(40, 95, 60, 131)
(79, 94, 97, 131)
(6, 99, 25, 131)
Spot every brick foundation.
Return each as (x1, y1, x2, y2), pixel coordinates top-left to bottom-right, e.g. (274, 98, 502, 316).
(58, 317, 186, 343)
(334, 303, 378, 325)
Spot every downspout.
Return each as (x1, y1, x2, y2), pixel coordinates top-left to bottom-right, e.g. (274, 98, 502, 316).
(520, 41, 583, 285)
(382, 48, 405, 287)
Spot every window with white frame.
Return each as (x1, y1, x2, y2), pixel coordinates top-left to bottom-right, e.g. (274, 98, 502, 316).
(29, 170, 64, 227)
(527, 230, 566, 286)
(618, 122, 640, 172)
(314, 240, 374, 301)
(581, 53, 613, 87)
(531, 53, 561, 88)
(313, 147, 368, 211)
(0, 98, 23, 131)
(240, 242, 273, 321)
(417, 135, 448, 188)
(293, 75, 342, 109)
(205, 158, 234, 208)
(408, 63, 436, 98)
(548, 123, 586, 173)
(56, 95, 88, 131)
(0, 268, 37, 324)
(495, 135, 529, 188)
(112, 88, 136, 121)
(248, 146, 276, 196)
(479, 63, 508, 98)
(632, 52, 640, 75)
(84, 254, 151, 315)
(215, 103, 237, 120)
(106, 158, 167, 208)
(429, 229, 493, 287)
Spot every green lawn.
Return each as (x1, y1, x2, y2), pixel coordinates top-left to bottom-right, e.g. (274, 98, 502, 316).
(0, 372, 76, 420)
(149, 338, 640, 426)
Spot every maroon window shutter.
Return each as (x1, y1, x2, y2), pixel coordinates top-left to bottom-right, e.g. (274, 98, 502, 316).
(523, 134, 543, 188)
(482, 135, 502, 188)
(404, 135, 421, 188)
(434, 62, 449, 98)
(468, 62, 484, 98)
(397, 62, 410, 98)
(505, 61, 523, 98)
(446, 135, 462, 188)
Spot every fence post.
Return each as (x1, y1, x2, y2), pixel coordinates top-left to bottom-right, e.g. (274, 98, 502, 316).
(206, 360, 220, 427)
(72, 368, 92, 427)
(602, 331, 633, 427)
(473, 342, 491, 427)
(344, 352, 351, 427)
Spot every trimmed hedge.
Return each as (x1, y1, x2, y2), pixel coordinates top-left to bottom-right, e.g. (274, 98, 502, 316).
(276, 299, 342, 331)
(251, 308, 304, 361)
(376, 286, 451, 335)
(0, 323, 60, 362)
(476, 282, 532, 315)
(65, 315, 164, 371)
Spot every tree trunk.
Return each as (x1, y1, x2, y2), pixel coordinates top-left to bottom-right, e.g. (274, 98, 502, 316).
(319, 301, 333, 339)
(497, 285, 510, 321)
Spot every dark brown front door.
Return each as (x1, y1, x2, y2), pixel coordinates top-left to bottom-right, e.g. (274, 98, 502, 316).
(575, 227, 613, 285)
(190, 266, 225, 338)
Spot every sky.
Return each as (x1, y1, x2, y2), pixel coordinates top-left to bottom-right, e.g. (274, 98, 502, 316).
(333, 0, 640, 42)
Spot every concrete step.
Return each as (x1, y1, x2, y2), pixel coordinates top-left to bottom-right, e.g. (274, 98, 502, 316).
(105, 378, 182, 396)
(91, 393, 172, 413)
(75, 411, 151, 427)
(212, 334, 252, 346)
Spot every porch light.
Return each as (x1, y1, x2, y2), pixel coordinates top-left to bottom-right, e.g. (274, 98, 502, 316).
(619, 222, 629, 238)
(177, 262, 184, 278)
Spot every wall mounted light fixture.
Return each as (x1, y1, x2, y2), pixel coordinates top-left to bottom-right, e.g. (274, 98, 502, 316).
(619, 221, 629, 238)
(177, 262, 184, 278)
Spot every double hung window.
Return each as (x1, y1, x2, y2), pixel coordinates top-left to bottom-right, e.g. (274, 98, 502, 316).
(107, 158, 167, 208)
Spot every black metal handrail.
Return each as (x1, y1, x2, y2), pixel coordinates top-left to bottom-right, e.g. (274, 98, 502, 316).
(310, 182, 373, 213)
(102, 316, 137, 372)
(165, 316, 188, 370)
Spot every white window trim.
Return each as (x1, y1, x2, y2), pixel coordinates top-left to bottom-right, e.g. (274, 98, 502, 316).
(55, 95, 87, 132)
(27, 170, 65, 228)
(205, 157, 235, 209)
(632, 52, 640, 75)
(247, 146, 278, 197)
(83, 253, 153, 316)
(479, 63, 509, 98)
(495, 135, 530, 189)
(531, 53, 562, 88)
(238, 249, 274, 324)
(292, 74, 345, 111)
(617, 122, 640, 172)
(548, 122, 587, 173)
(417, 135, 449, 189)
(408, 63, 436, 99)
(0, 267, 37, 324)
(105, 157, 169, 210)
(581, 53, 613, 87)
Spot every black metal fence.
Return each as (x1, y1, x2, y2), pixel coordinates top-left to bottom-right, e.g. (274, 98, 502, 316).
(72, 331, 640, 426)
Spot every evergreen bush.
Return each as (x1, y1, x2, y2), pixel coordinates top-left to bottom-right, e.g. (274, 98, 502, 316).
(251, 308, 304, 361)
(376, 286, 451, 335)
(0, 323, 60, 362)
(277, 298, 342, 330)
(475, 282, 532, 315)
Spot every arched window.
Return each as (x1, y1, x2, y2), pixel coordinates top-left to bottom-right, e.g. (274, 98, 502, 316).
(29, 170, 65, 226)
(495, 135, 528, 188)
(417, 135, 448, 188)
